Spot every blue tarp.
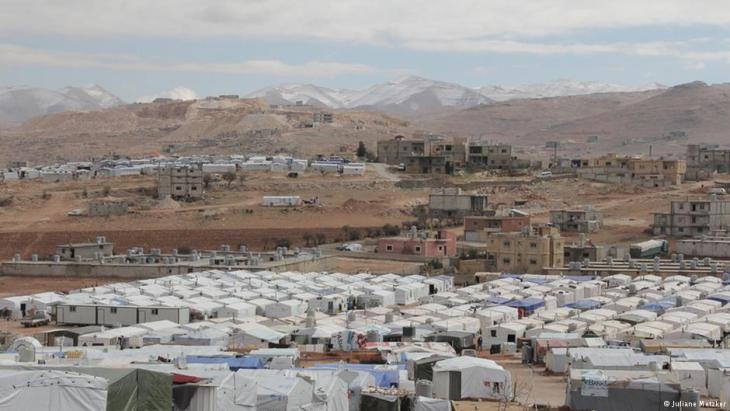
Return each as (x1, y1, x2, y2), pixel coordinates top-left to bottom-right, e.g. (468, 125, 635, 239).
(311, 363, 403, 387)
(640, 300, 675, 313)
(566, 299, 601, 310)
(708, 294, 730, 305)
(186, 356, 264, 370)
(506, 297, 545, 311)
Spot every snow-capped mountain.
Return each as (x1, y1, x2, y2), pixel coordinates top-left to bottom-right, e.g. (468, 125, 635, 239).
(0, 84, 124, 126)
(247, 76, 493, 115)
(246, 76, 665, 115)
(479, 79, 666, 101)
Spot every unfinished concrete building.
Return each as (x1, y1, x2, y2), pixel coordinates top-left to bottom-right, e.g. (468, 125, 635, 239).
(427, 188, 489, 220)
(484, 225, 564, 274)
(550, 207, 603, 233)
(564, 235, 606, 262)
(377, 136, 526, 174)
(157, 165, 204, 200)
(313, 112, 333, 124)
(574, 154, 686, 187)
(686, 144, 730, 181)
(376, 136, 426, 165)
(463, 211, 531, 242)
(652, 196, 730, 237)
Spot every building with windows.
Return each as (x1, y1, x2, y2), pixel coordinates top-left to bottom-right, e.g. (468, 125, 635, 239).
(157, 165, 204, 200)
(686, 144, 730, 181)
(652, 196, 730, 237)
(550, 207, 603, 233)
(377, 229, 457, 258)
(463, 211, 531, 242)
(484, 226, 564, 274)
(427, 188, 489, 220)
(573, 154, 686, 186)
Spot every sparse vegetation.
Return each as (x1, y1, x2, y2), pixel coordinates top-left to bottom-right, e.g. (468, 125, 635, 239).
(222, 172, 237, 188)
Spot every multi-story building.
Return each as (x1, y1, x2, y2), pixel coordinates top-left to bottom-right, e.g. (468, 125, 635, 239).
(376, 136, 426, 165)
(574, 154, 686, 186)
(313, 112, 333, 124)
(377, 229, 457, 258)
(686, 144, 730, 181)
(467, 143, 515, 169)
(484, 225, 564, 274)
(427, 188, 489, 220)
(56, 237, 114, 261)
(652, 196, 730, 237)
(377, 136, 525, 174)
(463, 212, 531, 242)
(550, 207, 603, 233)
(563, 235, 605, 262)
(157, 165, 204, 200)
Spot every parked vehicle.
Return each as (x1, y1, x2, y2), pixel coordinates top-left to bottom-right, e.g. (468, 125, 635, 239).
(21, 312, 50, 328)
(536, 170, 553, 179)
(709, 187, 727, 195)
(336, 243, 363, 252)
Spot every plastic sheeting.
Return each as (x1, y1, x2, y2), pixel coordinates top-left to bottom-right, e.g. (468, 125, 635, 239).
(432, 357, 512, 401)
(187, 356, 264, 370)
(312, 364, 402, 388)
(0, 369, 107, 411)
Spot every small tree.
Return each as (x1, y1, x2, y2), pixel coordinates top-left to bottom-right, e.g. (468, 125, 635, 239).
(315, 233, 327, 245)
(348, 229, 362, 241)
(222, 172, 237, 188)
(102, 185, 111, 197)
(356, 141, 368, 158)
(302, 232, 313, 247)
(203, 174, 212, 189)
(275, 238, 291, 248)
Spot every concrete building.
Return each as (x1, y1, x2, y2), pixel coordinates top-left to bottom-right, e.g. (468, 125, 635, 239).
(652, 196, 730, 237)
(57, 238, 114, 261)
(686, 144, 730, 181)
(564, 236, 606, 262)
(313, 112, 333, 124)
(157, 165, 204, 200)
(378, 136, 526, 174)
(88, 200, 128, 217)
(376, 136, 426, 165)
(484, 225, 564, 274)
(463, 212, 531, 242)
(550, 207, 603, 233)
(427, 188, 489, 220)
(377, 229, 457, 258)
(675, 233, 730, 258)
(574, 154, 686, 186)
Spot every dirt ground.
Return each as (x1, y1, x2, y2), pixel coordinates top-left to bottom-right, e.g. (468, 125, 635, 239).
(0, 168, 713, 259)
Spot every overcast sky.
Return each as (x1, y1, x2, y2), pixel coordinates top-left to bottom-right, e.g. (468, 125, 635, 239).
(2, 0, 730, 101)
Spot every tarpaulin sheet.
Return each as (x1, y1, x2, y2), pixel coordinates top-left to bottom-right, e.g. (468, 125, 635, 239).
(312, 364, 402, 388)
(187, 356, 264, 370)
(0, 369, 107, 411)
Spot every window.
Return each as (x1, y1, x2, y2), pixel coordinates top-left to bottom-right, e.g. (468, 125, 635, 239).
(414, 246, 422, 253)
(151, 308, 159, 315)
(191, 186, 197, 191)
(176, 186, 182, 191)
(502, 258, 511, 264)
(69, 306, 77, 312)
(530, 242, 538, 248)
(490, 330, 497, 337)
(110, 307, 117, 313)
(502, 241, 511, 247)
(386, 245, 393, 252)
(507, 334, 516, 343)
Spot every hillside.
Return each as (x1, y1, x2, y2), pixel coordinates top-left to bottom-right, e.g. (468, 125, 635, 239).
(0, 85, 124, 127)
(0, 97, 418, 163)
(418, 82, 730, 156)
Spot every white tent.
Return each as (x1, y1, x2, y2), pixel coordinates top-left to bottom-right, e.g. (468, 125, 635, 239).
(240, 372, 313, 411)
(432, 356, 512, 401)
(0, 369, 108, 411)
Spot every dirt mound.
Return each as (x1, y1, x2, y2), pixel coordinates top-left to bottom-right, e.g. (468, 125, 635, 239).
(341, 198, 374, 212)
(154, 196, 181, 210)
